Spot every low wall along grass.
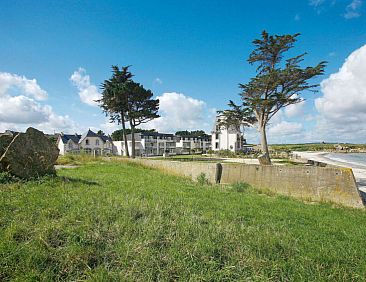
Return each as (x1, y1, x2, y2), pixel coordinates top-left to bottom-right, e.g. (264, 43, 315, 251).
(129, 159, 363, 208)
(1, 160, 366, 280)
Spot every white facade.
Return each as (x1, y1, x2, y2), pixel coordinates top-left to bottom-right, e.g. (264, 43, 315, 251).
(176, 136, 211, 154)
(57, 129, 114, 155)
(113, 132, 211, 156)
(113, 132, 177, 156)
(211, 115, 245, 152)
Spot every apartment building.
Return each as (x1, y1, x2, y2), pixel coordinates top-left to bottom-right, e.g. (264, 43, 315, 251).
(113, 132, 177, 156)
(175, 135, 211, 154)
(113, 132, 212, 156)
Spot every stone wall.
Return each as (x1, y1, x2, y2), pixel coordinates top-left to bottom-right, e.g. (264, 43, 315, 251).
(127, 158, 363, 208)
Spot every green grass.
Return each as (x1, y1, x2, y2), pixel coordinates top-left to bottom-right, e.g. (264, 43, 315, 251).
(270, 143, 366, 152)
(1, 160, 366, 281)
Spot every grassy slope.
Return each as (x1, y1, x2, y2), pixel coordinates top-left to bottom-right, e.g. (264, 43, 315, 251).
(1, 161, 366, 281)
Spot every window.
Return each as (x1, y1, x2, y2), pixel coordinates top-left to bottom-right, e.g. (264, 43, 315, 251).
(215, 142, 219, 149)
(85, 139, 89, 145)
(68, 142, 73, 149)
(96, 139, 100, 146)
(215, 133, 219, 139)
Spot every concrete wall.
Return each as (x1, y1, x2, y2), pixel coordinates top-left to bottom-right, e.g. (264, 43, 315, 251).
(129, 159, 218, 184)
(220, 164, 363, 208)
(126, 158, 364, 208)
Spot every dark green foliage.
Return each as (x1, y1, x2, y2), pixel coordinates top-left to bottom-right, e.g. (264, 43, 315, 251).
(97, 65, 133, 157)
(196, 173, 209, 185)
(124, 80, 160, 158)
(231, 182, 251, 193)
(0, 171, 19, 184)
(222, 31, 326, 164)
(111, 128, 156, 141)
(97, 66, 159, 158)
(175, 130, 210, 138)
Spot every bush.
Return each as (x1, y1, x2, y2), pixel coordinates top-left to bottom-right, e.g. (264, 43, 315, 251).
(0, 171, 18, 184)
(196, 173, 209, 185)
(231, 182, 251, 193)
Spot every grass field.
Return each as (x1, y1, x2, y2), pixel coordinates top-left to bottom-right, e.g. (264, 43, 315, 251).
(270, 143, 366, 152)
(1, 159, 366, 281)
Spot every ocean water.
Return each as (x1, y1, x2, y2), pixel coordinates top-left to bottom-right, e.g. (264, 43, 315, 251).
(326, 153, 366, 168)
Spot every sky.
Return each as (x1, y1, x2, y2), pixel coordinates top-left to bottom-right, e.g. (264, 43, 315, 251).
(1, 0, 366, 144)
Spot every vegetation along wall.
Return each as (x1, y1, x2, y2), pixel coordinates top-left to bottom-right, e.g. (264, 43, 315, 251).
(127, 159, 364, 208)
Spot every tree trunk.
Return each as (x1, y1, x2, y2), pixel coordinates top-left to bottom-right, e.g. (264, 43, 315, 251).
(259, 125, 272, 165)
(121, 113, 130, 157)
(130, 120, 136, 159)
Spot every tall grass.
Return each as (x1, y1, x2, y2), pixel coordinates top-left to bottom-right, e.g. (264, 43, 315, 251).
(1, 160, 366, 280)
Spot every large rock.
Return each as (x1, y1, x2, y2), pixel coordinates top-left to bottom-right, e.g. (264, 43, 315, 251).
(0, 127, 59, 178)
(0, 134, 14, 158)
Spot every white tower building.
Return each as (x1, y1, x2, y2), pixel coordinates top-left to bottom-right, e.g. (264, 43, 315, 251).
(211, 115, 245, 152)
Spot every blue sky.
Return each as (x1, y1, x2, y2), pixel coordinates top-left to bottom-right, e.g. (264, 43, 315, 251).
(1, 0, 366, 143)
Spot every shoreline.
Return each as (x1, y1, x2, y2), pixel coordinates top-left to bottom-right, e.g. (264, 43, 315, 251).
(293, 151, 366, 192)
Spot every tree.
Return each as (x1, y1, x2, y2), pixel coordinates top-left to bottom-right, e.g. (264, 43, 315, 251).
(175, 130, 209, 138)
(111, 128, 156, 141)
(126, 81, 160, 158)
(96, 130, 105, 136)
(97, 65, 133, 157)
(224, 31, 326, 164)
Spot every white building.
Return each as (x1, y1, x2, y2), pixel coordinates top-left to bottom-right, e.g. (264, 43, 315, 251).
(176, 135, 211, 154)
(211, 115, 245, 152)
(113, 132, 177, 156)
(113, 132, 212, 156)
(57, 129, 114, 155)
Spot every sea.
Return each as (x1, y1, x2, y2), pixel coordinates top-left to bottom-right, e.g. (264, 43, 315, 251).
(325, 153, 366, 169)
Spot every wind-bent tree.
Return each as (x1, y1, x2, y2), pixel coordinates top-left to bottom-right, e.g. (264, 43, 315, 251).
(97, 65, 133, 157)
(111, 128, 156, 141)
(126, 81, 160, 158)
(96, 130, 105, 136)
(224, 31, 326, 164)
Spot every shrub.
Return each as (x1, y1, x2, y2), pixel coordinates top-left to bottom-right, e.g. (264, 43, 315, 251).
(0, 171, 18, 184)
(231, 182, 251, 193)
(196, 173, 209, 185)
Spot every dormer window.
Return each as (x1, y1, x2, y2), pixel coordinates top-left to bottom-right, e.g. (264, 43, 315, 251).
(96, 139, 99, 146)
(86, 139, 89, 145)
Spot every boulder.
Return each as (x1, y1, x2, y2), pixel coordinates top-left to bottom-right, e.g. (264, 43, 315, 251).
(258, 153, 272, 165)
(0, 127, 59, 178)
(0, 134, 14, 158)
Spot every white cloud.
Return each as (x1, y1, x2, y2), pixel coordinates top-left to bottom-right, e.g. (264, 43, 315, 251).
(70, 68, 101, 106)
(315, 44, 366, 142)
(284, 98, 306, 118)
(269, 121, 303, 136)
(0, 95, 50, 124)
(0, 71, 77, 133)
(0, 72, 47, 100)
(153, 77, 163, 85)
(344, 0, 362, 19)
(141, 92, 215, 133)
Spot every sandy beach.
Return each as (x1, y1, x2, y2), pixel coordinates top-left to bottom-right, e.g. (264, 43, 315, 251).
(293, 151, 366, 192)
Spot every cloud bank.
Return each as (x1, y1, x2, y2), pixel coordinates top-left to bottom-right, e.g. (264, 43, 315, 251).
(140, 92, 215, 133)
(70, 68, 101, 106)
(0, 72, 77, 133)
(315, 43, 366, 142)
